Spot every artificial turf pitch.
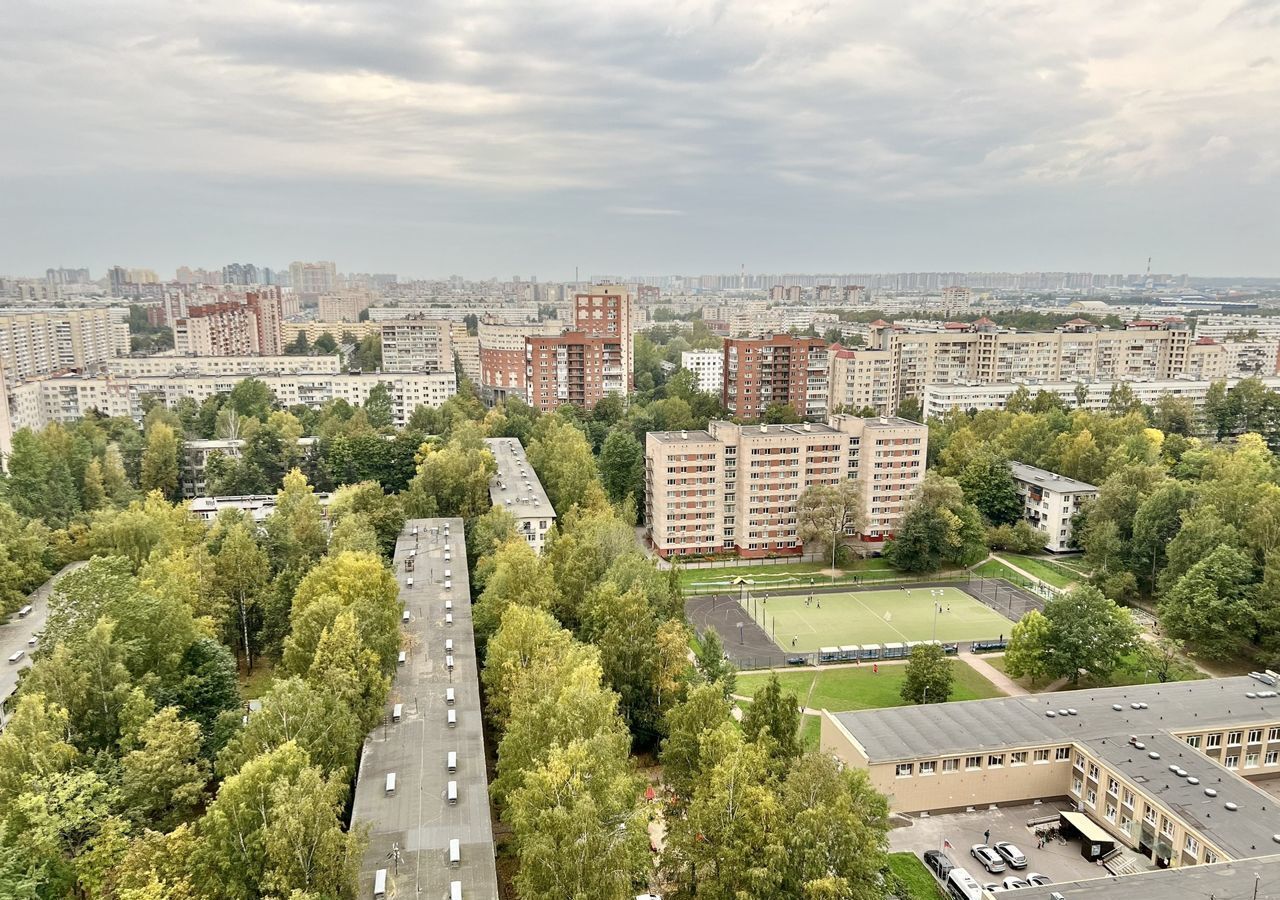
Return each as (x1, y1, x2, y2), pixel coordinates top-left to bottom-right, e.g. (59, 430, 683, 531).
(745, 585, 1014, 652)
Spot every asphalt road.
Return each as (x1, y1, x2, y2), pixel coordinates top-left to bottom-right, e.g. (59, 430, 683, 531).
(0, 561, 85, 725)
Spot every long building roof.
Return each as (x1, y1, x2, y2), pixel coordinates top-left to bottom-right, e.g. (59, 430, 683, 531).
(484, 437, 555, 520)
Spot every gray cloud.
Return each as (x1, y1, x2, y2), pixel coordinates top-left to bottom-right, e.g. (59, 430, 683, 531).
(0, 0, 1277, 276)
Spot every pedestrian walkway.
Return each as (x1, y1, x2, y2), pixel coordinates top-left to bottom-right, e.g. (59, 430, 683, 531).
(960, 650, 1028, 697)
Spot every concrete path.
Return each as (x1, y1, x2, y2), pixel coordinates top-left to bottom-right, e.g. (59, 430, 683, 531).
(0, 561, 86, 726)
(960, 650, 1028, 697)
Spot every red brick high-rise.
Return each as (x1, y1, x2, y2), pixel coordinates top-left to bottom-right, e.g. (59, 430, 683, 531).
(523, 285, 633, 411)
(723, 334, 829, 421)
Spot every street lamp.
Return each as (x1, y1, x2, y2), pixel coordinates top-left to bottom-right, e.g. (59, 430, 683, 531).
(737, 621, 744, 645)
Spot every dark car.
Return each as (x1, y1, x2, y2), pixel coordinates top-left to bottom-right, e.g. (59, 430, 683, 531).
(922, 850, 954, 881)
(786, 656, 807, 666)
(941, 643, 959, 655)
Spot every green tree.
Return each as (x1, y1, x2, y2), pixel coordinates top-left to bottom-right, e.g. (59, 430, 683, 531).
(404, 425, 496, 520)
(81, 457, 107, 512)
(363, 382, 393, 429)
(527, 417, 600, 515)
(1159, 546, 1257, 659)
(0, 694, 80, 807)
(306, 610, 391, 732)
(1130, 480, 1193, 593)
(216, 678, 361, 779)
(797, 479, 866, 570)
(885, 473, 986, 572)
(900, 642, 953, 704)
(777, 753, 889, 900)
(1159, 505, 1243, 594)
(1003, 609, 1052, 685)
(312, 332, 338, 354)
(214, 522, 271, 672)
(956, 452, 1022, 526)
(2, 430, 53, 523)
(140, 423, 180, 500)
(282, 551, 401, 676)
(739, 674, 801, 765)
(598, 428, 645, 509)
(286, 330, 310, 355)
(326, 481, 405, 558)
(0, 502, 52, 615)
(120, 707, 209, 830)
(226, 378, 276, 420)
(1042, 586, 1139, 684)
(264, 469, 329, 572)
(693, 627, 736, 697)
(506, 739, 648, 900)
(659, 682, 733, 801)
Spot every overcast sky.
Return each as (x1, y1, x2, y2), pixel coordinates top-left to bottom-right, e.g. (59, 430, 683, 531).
(2, 0, 1278, 279)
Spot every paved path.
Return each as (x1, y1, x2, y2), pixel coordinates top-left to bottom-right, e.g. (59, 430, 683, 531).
(1, 561, 86, 726)
(959, 649, 1029, 696)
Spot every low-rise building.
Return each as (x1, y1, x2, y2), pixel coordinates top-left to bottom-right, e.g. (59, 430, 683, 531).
(1008, 461, 1098, 552)
(188, 492, 332, 523)
(107, 355, 341, 377)
(182, 437, 318, 498)
(821, 676, 1280, 872)
(484, 438, 556, 553)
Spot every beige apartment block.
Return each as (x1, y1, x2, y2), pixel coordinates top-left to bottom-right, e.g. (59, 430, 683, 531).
(380, 317, 453, 373)
(280, 320, 379, 346)
(174, 302, 259, 356)
(821, 676, 1280, 871)
(451, 322, 481, 382)
(317, 292, 373, 323)
(0, 307, 129, 382)
(644, 415, 924, 559)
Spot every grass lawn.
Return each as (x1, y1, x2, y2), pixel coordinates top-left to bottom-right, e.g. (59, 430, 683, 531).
(735, 659, 1005, 712)
(798, 714, 821, 752)
(678, 558, 902, 593)
(972, 559, 1032, 584)
(987, 651, 1205, 692)
(887, 852, 945, 900)
(1000, 554, 1080, 590)
(238, 660, 276, 701)
(743, 585, 1013, 651)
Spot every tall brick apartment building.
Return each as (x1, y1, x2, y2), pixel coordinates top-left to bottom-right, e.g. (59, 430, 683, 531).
(723, 334, 829, 421)
(525, 285, 634, 411)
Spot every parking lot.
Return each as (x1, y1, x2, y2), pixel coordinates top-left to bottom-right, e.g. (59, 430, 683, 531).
(888, 803, 1113, 889)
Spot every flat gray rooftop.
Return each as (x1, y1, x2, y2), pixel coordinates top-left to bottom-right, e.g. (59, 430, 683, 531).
(1013, 853, 1280, 900)
(350, 518, 498, 899)
(484, 437, 555, 520)
(1091, 732, 1280, 861)
(832, 677, 1280, 763)
(647, 429, 716, 444)
(1009, 460, 1098, 494)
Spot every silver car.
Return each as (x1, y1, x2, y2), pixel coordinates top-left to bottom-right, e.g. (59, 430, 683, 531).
(970, 844, 1007, 874)
(995, 841, 1028, 869)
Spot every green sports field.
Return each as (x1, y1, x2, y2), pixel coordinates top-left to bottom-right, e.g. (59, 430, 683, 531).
(744, 585, 1014, 652)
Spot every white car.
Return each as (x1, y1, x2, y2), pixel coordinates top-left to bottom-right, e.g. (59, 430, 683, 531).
(970, 844, 1007, 874)
(1001, 877, 1030, 890)
(1026, 873, 1052, 886)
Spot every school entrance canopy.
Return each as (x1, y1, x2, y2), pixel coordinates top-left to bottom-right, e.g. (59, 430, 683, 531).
(1060, 811, 1116, 861)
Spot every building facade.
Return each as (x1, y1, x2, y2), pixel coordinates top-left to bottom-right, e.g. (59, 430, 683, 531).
(477, 319, 559, 401)
(644, 415, 927, 559)
(723, 335, 829, 421)
(1008, 461, 1098, 552)
(289, 261, 338, 296)
(174, 302, 260, 356)
(380, 318, 453, 373)
(107, 355, 341, 378)
(680, 349, 723, 394)
(0, 307, 129, 382)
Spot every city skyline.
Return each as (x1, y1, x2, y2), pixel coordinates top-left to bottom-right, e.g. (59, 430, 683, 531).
(1, 0, 1277, 277)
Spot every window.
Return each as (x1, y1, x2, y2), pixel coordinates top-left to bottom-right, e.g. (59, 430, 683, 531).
(1249, 729, 1264, 744)
(1034, 749, 1051, 763)
(1073, 754, 1085, 771)
(1185, 735, 1201, 749)
(920, 761, 936, 775)
(1123, 789, 1135, 808)
(1011, 751, 1028, 766)
(1107, 778, 1119, 797)
(965, 756, 982, 771)
(1206, 851, 1219, 865)
(1225, 755, 1239, 769)
(1185, 835, 1200, 857)
(1105, 803, 1117, 823)
(1228, 731, 1242, 746)
(1246, 753, 1260, 768)
(1207, 733, 1222, 749)
(1267, 751, 1278, 766)
(988, 754, 1005, 768)
(1161, 819, 1175, 839)
(1056, 746, 1072, 761)
(1086, 788, 1097, 806)
(1088, 763, 1100, 780)
(1143, 807, 1157, 826)
(942, 758, 959, 773)
(896, 763, 914, 777)
(1072, 778, 1083, 797)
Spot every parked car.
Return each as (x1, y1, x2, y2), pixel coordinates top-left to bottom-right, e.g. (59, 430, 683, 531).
(941, 643, 959, 655)
(994, 841, 1028, 869)
(923, 849, 954, 881)
(970, 845, 1006, 874)
(786, 656, 807, 666)
(983, 884, 1000, 894)
(1000, 877, 1030, 890)
(1025, 873, 1052, 886)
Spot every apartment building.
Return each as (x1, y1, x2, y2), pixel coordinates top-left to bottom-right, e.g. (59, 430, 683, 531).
(181, 437, 317, 497)
(829, 414, 927, 543)
(280, 320, 379, 346)
(317, 292, 373, 322)
(522, 286, 634, 412)
(921, 376, 1280, 419)
(723, 335, 829, 421)
(478, 319, 560, 401)
(1008, 461, 1098, 552)
(380, 318, 453, 373)
(1194, 315, 1280, 341)
(451, 323, 480, 382)
(0, 366, 12, 464)
(7, 370, 456, 433)
(174, 302, 260, 356)
(680, 349, 723, 394)
(107, 355, 341, 378)
(828, 343, 895, 414)
(0, 307, 129, 382)
(247, 290, 284, 356)
(289, 260, 337, 296)
(484, 438, 556, 553)
(644, 416, 926, 559)
(821, 676, 1280, 872)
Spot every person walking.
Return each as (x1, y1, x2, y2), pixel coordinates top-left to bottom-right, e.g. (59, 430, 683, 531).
(791, 637, 797, 648)
(984, 828, 991, 845)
